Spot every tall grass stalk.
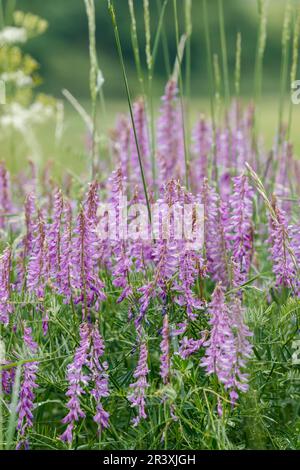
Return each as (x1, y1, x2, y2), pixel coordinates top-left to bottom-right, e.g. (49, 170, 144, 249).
(185, 0, 192, 99)
(254, 0, 267, 105)
(253, 0, 267, 173)
(213, 53, 222, 123)
(143, 0, 156, 190)
(235, 32, 242, 98)
(278, 1, 292, 146)
(246, 162, 299, 276)
(156, 0, 171, 78)
(203, 0, 217, 180)
(143, 0, 152, 74)
(62, 89, 94, 135)
(147, 0, 169, 193)
(218, 0, 230, 106)
(173, 0, 189, 189)
(108, 0, 151, 222)
(172, 35, 187, 83)
(152, 0, 169, 67)
(128, 0, 145, 95)
(84, 0, 99, 180)
(184, 0, 192, 143)
(287, 6, 300, 140)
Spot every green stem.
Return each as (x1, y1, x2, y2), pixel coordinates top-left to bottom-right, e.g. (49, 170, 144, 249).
(84, 0, 99, 180)
(108, 0, 151, 223)
(148, 0, 169, 194)
(235, 32, 242, 99)
(203, 0, 217, 181)
(128, 0, 145, 96)
(156, 0, 171, 77)
(287, 8, 300, 140)
(173, 0, 189, 189)
(185, 0, 192, 154)
(218, 0, 230, 106)
(254, 0, 267, 105)
(278, 2, 291, 145)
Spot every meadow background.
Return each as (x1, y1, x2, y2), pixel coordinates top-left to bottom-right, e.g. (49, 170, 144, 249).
(2, 0, 300, 171)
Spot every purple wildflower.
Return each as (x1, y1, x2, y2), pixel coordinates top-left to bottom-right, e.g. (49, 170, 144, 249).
(16, 326, 38, 450)
(157, 80, 184, 185)
(27, 210, 48, 299)
(275, 141, 293, 214)
(89, 323, 110, 432)
(128, 341, 149, 426)
(57, 200, 73, 301)
(216, 128, 230, 173)
(2, 367, 15, 395)
(130, 99, 152, 192)
(109, 168, 132, 302)
(48, 189, 64, 281)
(136, 282, 155, 326)
(268, 198, 295, 289)
(174, 249, 205, 320)
(178, 333, 206, 360)
(128, 187, 152, 273)
(61, 322, 109, 443)
(171, 322, 187, 337)
(201, 284, 236, 387)
(112, 115, 130, 178)
(84, 180, 100, 226)
(229, 174, 254, 287)
(71, 209, 106, 317)
(0, 247, 13, 325)
(60, 323, 90, 444)
(201, 181, 229, 287)
(226, 298, 253, 403)
(0, 162, 12, 230)
(191, 117, 211, 191)
(16, 193, 36, 289)
(0, 339, 14, 395)
(202, 285, 253, 405)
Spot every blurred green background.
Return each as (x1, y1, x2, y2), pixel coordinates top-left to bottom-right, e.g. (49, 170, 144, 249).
(3, 0, 300, 173)
(19, 0, 299, 99)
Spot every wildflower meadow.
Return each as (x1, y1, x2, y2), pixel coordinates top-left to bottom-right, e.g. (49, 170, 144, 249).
(0, 0, 300, 456)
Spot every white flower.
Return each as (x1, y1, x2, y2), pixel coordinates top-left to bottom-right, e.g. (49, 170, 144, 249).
(0, 26, 27, 45)
(97, 69, 105, 92)
(0, 102, 54, 131)
(0, 71, 33, 87)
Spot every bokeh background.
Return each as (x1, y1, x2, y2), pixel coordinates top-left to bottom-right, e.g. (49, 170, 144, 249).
(3, 0, 300, 170)
(20, 0, 299, 99)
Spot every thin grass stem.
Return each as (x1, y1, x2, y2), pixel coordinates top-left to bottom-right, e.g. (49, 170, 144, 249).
(235, 32, 242, 98)
(218, 0, 230, 106)
(173, 0, 189, 189)
(128, 0, 145, 95)
(84, 0, 99, 180)
(278, 1, 291, 146)
(203, 0, 217, 181)
(287, 6, 300, 140)
(108, 0, 151, 222)
(156, 0, 171, 78)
